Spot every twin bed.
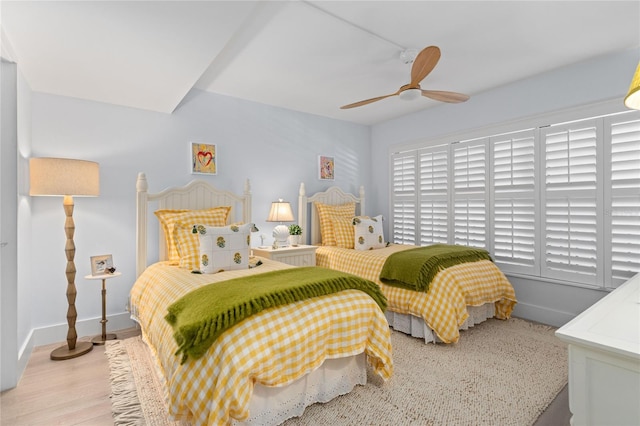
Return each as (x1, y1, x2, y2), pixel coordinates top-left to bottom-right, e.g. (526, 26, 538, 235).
(129, 174, 393, 425)
(129, 173, 517, 425)
(298, 183, 517, 344)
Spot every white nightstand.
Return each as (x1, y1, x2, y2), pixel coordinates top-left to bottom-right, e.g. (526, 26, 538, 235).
(252, 245, 317, 267)
(85, 272, 122, 345)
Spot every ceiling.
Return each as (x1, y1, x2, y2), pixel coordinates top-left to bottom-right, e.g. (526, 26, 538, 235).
(2, 1, 639, 126)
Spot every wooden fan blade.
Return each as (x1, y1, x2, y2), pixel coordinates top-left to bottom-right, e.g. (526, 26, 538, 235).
(340, 92, 398, 109)
(421, 90, 470, 103)
(410, 46, 441, 86)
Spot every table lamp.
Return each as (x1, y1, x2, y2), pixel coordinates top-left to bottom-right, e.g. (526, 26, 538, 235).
(266, 199, 294, 248)
(29, 157, 100, 360)
(624, 61, 640, 110)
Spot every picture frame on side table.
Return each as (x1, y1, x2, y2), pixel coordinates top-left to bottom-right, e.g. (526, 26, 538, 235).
(90, 254, 113, 276)
(318, 155, 335, 181)
(191, 142, 217, 175)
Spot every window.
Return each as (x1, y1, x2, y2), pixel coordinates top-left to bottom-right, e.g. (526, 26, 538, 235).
(492, 129, 537, 274)
(541, 120, 601, 285)
(391, 152, 417, 245)
(390, 109, 640, 289)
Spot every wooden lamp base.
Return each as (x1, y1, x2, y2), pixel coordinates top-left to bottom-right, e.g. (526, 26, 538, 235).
(50, 341, 93, 361)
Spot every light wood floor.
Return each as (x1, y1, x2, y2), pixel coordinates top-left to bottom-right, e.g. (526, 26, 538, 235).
(1, 326, 570, 425)
(0, 327, 140, 425)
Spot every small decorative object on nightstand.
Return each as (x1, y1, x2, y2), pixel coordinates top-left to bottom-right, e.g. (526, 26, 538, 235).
(252, 245, 317, 267)
(85, 271, 122, 345)
(288, 224, 302, 246)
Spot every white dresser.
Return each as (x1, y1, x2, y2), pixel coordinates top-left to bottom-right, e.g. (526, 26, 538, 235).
(555, 272, 640, 426)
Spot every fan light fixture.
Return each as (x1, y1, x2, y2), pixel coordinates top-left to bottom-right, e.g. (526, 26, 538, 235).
(266, 199, 294, 248)
(624, 61, 640, 110)
(340, 46, 469, 110)
(399, 88, 422, 101)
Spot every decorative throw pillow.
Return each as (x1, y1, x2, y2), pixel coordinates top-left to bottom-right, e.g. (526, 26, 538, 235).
(155, 207, 231, 265)
(354, 215, 385, 250)
(315, 202, 356, 246)
(332, 217, 355, 249)
(197, 223, 252, 273)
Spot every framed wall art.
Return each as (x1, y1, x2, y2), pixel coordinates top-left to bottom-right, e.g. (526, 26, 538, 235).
(191, 142, 217, 175)
(90, 254, 113, 276)
(318, 155, 335, 181)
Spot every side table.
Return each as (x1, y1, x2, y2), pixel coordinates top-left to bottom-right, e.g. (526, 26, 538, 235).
(251, 245, 317, 267)
(85, 271, 122, 345)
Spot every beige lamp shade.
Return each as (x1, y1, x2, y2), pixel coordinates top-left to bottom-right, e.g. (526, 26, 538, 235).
(266, 199, 294, 222)
(29, 158, 100, 197)
(624, 62, 640, 110)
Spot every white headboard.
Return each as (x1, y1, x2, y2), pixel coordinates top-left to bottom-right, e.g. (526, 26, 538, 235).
(297, 182, 365, 245)
(136, 172, 252, 277)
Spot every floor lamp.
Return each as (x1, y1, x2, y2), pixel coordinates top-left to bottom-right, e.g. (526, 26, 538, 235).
(29, 157, 100, 360)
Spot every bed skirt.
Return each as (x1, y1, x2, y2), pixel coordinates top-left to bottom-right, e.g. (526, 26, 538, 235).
(233, 353, 366, 425)
(385, 303, 495, 343)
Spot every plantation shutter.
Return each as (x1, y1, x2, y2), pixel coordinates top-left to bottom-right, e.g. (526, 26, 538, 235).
(391, 151, 417, 244)
(452, 139, 489, 249)
(604, 112, 640, 287)
(541, 120, 601, 285)
(491, 130, 537, 274)
(418, 146, 449, 244)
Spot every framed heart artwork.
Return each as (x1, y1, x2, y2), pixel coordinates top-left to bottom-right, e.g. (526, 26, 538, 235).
(190, 143, 217, 175)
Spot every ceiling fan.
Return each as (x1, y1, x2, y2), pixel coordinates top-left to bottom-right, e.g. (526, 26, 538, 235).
(340, 45, 470, 109)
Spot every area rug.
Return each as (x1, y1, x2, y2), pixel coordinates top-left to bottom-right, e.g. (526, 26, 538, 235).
(105, 318, 567, 426)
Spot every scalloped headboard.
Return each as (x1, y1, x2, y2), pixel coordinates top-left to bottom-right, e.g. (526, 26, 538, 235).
(136, 172, 252, 277)
(297, 182, 365, 245)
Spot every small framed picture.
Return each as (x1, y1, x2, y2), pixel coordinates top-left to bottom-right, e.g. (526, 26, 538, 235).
(91, 254, 113, 276)
(318, 155, 335, 180)
(191, 142, 217, 175)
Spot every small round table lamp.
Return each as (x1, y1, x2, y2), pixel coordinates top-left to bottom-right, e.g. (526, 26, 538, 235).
(266, 199, 294, 248)
(29, 157, 100, 360)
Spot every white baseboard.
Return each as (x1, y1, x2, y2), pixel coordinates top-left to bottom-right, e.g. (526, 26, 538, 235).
(512, 303, 575, 328)
(32, 311, 137, 347)
(9, 312, 137, 391)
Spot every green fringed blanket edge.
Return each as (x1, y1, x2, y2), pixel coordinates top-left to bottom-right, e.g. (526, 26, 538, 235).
(165, 266, 387, 364)
(379, 244, 492, 292)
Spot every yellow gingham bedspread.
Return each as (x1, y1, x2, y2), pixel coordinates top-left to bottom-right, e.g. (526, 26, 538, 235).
(129, 258, 393, 425)
(316, 244, 517, 343)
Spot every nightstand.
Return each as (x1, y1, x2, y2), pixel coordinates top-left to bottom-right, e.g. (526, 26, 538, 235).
(252, 245, 317, 267)
(85, 272, 122, 345)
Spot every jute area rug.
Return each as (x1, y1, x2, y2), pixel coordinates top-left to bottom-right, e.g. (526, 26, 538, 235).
(105, 318, 567, 426)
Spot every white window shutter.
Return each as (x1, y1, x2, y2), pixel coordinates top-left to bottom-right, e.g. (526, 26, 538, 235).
(604, 113, 640, 287)
(418, 147, 449, 245)
(491, 129, 537, 273)
(453, 139, 489, 249)
(541, 120, 600, 284)
(391, 151, 417, 244)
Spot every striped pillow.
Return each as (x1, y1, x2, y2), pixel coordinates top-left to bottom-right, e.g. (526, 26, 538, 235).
(315, 202, 355, 246)
(155, 207, 231, 265)
(332, 217, 355, 249)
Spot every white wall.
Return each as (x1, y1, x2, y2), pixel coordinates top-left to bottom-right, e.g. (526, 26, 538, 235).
(369, 47, 640, 326)
(28, 88, 371, 346)
(1, 58, 19, 391)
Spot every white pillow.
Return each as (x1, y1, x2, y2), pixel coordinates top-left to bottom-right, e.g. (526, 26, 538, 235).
(354, 215, 385, 250)
(197, 223, 252, 273)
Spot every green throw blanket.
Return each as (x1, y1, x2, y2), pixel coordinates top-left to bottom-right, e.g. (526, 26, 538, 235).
(165, 267, 387, 364)
(380, 244, 492, 292)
